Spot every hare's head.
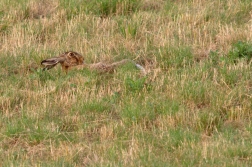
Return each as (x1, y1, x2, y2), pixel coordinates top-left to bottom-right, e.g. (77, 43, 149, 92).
(65, 51, 84, 65)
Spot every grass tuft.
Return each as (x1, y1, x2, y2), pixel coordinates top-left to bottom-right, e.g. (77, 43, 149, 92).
(227, 41, 252, 63)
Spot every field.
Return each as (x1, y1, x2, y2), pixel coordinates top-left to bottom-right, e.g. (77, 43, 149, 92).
(0, 0, 252, 166)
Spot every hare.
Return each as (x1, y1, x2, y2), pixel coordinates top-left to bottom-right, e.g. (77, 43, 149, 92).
(41, 51, 84, 73)
(85, 59, 146, 74)
(41, 51, 146, 75)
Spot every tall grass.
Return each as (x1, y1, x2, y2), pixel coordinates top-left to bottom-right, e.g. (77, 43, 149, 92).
(0, 0, 252, 166)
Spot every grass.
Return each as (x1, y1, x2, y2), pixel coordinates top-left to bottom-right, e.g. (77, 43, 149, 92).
(0, 0, 252, 166)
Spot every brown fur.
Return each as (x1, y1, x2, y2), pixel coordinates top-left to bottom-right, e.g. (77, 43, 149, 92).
(41, 51, 146, 75)
(74, 59, 146, 75)
(41, 51, 84, 73)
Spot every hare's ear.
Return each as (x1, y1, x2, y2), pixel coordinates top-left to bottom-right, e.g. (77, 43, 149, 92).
(41, 58, 59, 70)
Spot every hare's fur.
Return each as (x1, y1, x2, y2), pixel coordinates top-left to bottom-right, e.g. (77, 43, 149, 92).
(41, 51, 84, 73)
(41, 51, 146, 75)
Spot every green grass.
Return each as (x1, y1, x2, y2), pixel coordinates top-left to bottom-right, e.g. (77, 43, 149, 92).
(0, 0, 252, 166)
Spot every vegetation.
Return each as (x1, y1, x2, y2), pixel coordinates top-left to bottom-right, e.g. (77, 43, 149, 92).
(0, 0, 252, 166)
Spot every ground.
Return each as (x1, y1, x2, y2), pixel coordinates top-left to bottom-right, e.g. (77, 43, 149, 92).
(0, 0, 252, 166)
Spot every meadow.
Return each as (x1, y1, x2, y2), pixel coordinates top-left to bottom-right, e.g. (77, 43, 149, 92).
(0, 0, 252, 166)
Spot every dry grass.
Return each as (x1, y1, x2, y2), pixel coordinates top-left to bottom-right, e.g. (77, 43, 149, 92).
(0, 0, 252, 166)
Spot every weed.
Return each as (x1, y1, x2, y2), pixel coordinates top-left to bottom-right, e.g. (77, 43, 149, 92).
(227, 41, 252, 63)
(90, 0, 140, 17)
(124, 76, 146, 93)
(118, 19, 140, 39)
(199, 111, 223, 135)
(158, 46, 194, 69)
